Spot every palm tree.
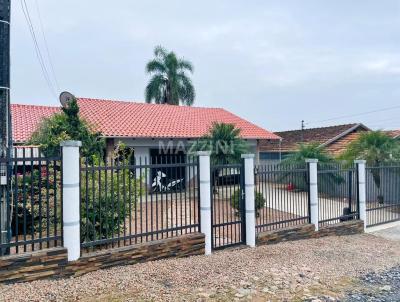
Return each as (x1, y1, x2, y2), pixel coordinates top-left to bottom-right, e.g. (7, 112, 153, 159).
(192, 123, 248, 194)
(279, 142, 343, 191)
(193, 122, 248, 165)
(340, 131, 400, 202)
(145, 46, 195, 106)
(282, 142, 333, 165)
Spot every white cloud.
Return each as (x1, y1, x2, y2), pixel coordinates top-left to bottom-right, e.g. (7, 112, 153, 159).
(361, 58, 400, 75)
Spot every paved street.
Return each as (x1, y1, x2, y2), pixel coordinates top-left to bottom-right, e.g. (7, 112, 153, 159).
(370, 223, 400, 241)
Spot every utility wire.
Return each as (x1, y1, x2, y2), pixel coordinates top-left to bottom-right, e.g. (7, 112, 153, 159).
(306, 105, 400, 126)
(34, 0, 60, 92)
(20, 0, 57, 98)
(365, 116, 400, 126)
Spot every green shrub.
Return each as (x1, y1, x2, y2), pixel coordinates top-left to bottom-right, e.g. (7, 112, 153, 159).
(13, 166, 62, 235)
(29, 97, 105, 157)
(80, 152, 142, 243)
(231, 189, 265, 215)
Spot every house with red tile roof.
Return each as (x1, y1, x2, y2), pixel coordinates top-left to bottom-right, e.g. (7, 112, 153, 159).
(11, 98, 280, 164)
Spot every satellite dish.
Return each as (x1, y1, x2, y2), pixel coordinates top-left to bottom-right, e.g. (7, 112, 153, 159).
(59, 91, 75, 107)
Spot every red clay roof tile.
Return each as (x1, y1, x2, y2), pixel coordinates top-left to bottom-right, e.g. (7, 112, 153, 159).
(12, 98, 280, 143)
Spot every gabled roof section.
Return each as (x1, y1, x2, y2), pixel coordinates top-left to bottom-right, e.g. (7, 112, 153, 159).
(385, 130, 400, 139)
(11, 98, 280, 143)
(259, 123, 370, 153)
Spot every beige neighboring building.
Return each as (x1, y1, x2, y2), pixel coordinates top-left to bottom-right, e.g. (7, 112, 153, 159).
(259, 123, 370, 161)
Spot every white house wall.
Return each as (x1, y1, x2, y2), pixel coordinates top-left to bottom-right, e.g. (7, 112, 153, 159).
(115, 138, 258, 153)
(113, 138, 258, 187)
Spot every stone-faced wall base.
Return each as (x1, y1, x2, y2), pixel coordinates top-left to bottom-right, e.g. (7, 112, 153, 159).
(315, 220, 364, 238)
(257, 224, 315, 245)
(257, 220, 364, 246)
(0, 247, 68, 284)
(0, 233, 205, 284)
(63, 232, 205, 277)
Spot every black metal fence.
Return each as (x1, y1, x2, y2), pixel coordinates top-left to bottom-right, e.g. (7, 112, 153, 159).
(366, 165, 400, 227)
(80, 155, 200, 252)
(210, 162, 245, 249)
(254, 163, 310, 232)
(0, 147, 63, 256)
(317, 163, 359, 227)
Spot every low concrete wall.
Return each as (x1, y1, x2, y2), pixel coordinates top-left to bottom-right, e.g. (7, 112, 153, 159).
(257, 220, 364, 246)
(0, 233, 205, 284)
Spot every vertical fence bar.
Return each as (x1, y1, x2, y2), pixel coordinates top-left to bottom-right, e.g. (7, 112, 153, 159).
(197, 151, 211, 255)
(13, 149, 18, 254)
(30, 150, 35, 251)
(53, 157, 58, 248)
(61, 141, 81, 261)
(306, 159, 319, 231)
(22, 148, 27, 252)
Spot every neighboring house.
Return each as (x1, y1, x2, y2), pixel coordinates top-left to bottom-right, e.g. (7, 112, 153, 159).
(259, 123, 370, 161)
(11, 98, 280, 165)
(385, 130, 400, 140)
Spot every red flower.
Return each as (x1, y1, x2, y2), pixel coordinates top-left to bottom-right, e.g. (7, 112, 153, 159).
(287, 183, 295, 191)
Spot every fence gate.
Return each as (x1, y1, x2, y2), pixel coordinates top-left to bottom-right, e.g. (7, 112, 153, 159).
(366, 165, 400, 227)
(210, 162, 245, 250)
(317, 163, 359, 227)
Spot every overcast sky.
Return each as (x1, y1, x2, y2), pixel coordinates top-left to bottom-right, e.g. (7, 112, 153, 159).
(10, 0, 400, 131)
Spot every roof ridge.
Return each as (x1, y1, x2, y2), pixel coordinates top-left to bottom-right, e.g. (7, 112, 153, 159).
(276, 123, 359, 134)
(11, 103, 60, 109)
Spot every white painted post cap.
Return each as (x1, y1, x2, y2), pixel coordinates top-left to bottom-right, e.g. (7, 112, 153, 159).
(241, 154, 255, 159)
(196, 151, 212, 156)
(354, 160, 367, 164)
(305, 159, 319, 163)
(60, 140, 82, 147)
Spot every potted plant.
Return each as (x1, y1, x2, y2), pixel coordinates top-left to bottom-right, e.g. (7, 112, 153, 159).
(231, 189, 265, 217)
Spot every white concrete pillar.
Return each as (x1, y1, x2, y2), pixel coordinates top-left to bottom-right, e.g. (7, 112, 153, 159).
(306, 159, 319, 231)
(61, 140, 81, 261)
(242, 154, 256, 247)
(355, 160, 367, 231)
(197, 151, 212, 255)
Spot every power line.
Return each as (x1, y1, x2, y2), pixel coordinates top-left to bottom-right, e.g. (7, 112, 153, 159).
(20, 0, 57, 98)
(365, 116, 400, 126)
(306, 105, 400, 126)
(34, 0, 60, 92)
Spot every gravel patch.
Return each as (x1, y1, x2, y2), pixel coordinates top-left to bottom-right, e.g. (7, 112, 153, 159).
(1, 233, 400, 301)
(344, 266, 400, 302)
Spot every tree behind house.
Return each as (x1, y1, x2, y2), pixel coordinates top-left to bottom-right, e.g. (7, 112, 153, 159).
(29, 98, 105, 157)
(145, 46, 195, 106)
(339, 131, 400, 202)
(279, 142, 343, 191)
(192, 122, 248, 165)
